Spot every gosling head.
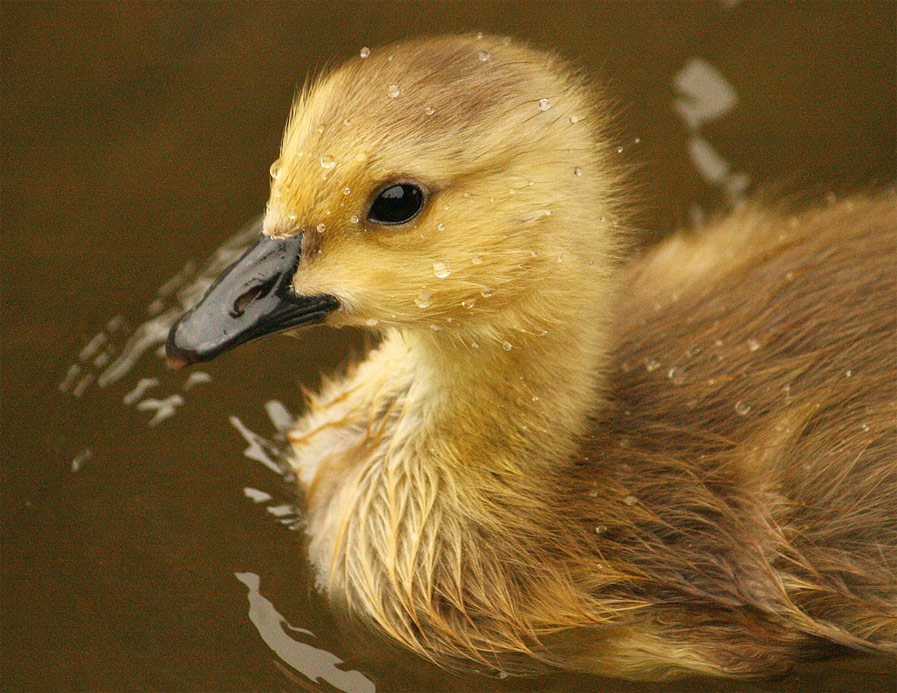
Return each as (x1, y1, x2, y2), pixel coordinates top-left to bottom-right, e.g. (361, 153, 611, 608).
(167, 34, 621, 366)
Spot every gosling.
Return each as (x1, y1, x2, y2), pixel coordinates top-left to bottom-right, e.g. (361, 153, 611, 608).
(167, 34, 897, 680)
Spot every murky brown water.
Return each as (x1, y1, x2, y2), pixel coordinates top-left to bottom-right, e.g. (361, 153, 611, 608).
(3, 2, 895, 691)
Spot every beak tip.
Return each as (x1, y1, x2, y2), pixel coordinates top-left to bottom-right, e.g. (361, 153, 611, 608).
(165, 353, 190, 370)
(165, 324, 198, 369)
(160, 233, 338, 369)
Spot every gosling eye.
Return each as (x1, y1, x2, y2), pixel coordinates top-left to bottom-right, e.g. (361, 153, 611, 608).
(367, 183, 425, 226)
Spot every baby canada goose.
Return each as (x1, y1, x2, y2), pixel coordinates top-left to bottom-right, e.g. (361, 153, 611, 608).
(167, 35, 897, 680)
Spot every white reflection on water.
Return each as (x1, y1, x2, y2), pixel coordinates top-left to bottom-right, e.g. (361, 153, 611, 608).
(230, 414, 286, 476)
(232, 411, 305, 530)
(96, 309, 181, 388)
(673, 57, 738, 129)
(234, 572, 376, 693)
(58, 216, 261, 415)
(265, 399, 294, 433)
(137, 394, 184, 427)
(70, 448, 93, 472)
(244, 487, 273, 503)
(123, 377, 160, 405)
(673, 57, 752, 209)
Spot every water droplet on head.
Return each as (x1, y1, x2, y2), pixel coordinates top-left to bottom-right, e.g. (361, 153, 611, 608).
(573, 167, 583, 176)
(476, 31, 484, 40)
(569, 114, 582, 124)
(316, 223, 326, 233)
(461, 299, 476, 309)
(531, 395, 540, 402)
(437, 222, 445, 231)
(343, 186, 351, 195)
(471, 256, 482, 265)
(415, 290, 433, 309)
(320, 155, 335, 169)
(350, 215, 360, 224)
(530, 250, 538, 257)
(735, 401, 752, 416)
(616, 145, 624, 154)
(645, 358, 661, 372)
(747, 338, 760, 352)
(595, 524, 607, 533)
(633, 137, 641, 144)
(480, 287, 494, 298)
(502, 341, 513, 351)
(343, 119, 351, 127)
(360, 46, 371, 58)
(538, 98, 551, 111)
(387, 84, 401, 98)
(430, 324, 442, 332)
(478, 48, 491, 62)
(623, 495, 638, 506)
(269, 159, 281, 179)
(433, 261, 452, 279)
(425, 106, 435, 116)
(667, 366, 686, 385)
(365, 318, 379, 327)
(845, 369, 852, 377)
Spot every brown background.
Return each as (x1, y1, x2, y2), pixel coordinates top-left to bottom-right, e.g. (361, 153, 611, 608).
(2, 2, 895, 691)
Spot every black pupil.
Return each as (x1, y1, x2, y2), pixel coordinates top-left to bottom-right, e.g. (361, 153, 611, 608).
(368, 184, 423, 225)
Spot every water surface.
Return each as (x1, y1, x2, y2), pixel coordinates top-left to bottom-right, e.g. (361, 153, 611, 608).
(3, 2, 896, 691)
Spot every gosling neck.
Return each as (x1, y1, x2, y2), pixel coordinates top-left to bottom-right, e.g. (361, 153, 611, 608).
(396, 300, 610, 475)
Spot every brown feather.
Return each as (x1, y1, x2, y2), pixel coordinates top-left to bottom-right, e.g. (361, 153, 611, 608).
(254, 35, 897, 679)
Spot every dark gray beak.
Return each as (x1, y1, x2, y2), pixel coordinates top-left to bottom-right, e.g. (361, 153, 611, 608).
(166, 233, 339, 368)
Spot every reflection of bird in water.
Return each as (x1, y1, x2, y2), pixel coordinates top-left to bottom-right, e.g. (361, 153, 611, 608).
(168, 34, 896, 680)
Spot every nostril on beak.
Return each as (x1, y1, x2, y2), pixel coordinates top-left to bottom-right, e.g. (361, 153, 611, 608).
(231, 277, 278, 317)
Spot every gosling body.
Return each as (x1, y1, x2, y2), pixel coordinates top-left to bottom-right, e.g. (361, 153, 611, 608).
(291, 194, 896, 679)
(168, 35, 897, 679)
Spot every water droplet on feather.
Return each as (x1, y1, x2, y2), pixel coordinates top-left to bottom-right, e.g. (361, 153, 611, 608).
(433, 261, 451, 279)
(415, 291, 433, 309)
